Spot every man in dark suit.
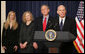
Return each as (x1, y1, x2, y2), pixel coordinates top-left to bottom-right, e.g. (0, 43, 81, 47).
(33, 5, 55, 53)
(54, 5, 77, 53)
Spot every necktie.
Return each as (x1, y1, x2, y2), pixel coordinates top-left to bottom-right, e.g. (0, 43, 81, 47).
(60, 19, 63, 31)
(43, 17, 46, 31)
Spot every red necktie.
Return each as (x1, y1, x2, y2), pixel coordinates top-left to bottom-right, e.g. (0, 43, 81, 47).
(43, 17, 46, 31)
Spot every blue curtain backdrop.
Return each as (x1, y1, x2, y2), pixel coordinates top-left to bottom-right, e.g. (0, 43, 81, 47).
(6, 1, 80, 24)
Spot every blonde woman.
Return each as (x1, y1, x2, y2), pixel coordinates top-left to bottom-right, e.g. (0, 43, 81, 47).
(19, 11, 35, 53)
(2, 11, 19, 53)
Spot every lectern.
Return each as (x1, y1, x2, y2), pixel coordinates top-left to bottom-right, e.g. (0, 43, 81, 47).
(34, 31, 76, 53)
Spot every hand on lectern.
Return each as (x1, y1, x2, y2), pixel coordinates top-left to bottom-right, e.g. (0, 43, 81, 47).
(33, 42, 38, 49)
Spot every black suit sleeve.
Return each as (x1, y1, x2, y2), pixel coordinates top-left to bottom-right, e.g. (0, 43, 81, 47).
(19, 23, 23, 43)
(70, 18, 77, 39)
(15, 26, 20, 46)
(2, 24, 6, 46)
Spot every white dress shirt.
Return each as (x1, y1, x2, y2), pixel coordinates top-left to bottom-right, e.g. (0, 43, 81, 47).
(43, 15, 49, 25)
(59, 16, 66, 26)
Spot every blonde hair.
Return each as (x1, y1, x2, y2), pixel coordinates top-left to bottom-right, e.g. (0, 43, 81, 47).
(4, 11, 18, 30)
(22, 11, 34, 23)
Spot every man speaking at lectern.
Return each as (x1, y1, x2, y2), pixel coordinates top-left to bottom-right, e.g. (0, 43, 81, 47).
(54, 5, 77, 53)
(33, 5, 55, 53)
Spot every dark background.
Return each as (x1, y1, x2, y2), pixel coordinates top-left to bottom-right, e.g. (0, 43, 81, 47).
(6, 1, 80, 24)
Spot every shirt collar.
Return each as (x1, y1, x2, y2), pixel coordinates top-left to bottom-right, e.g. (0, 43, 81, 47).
(43, 15, 49, 24)
(59, 16, 66, 24)
(43, 14, 49, 19)
(59, 16, 66, 20)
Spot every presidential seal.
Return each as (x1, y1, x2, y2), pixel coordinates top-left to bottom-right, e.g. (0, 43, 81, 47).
(45, 29, 56, 41)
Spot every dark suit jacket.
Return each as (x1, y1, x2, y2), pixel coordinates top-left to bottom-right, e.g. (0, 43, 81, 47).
(54, 16, 77, 53)
(35, 16, 55, 31)
(34, 16, 55, 53)
(54, 16, 77, 37)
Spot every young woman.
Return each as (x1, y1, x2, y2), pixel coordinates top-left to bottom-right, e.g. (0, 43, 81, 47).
(19, 11, 35, 53)
(2, 11, 19, 53)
